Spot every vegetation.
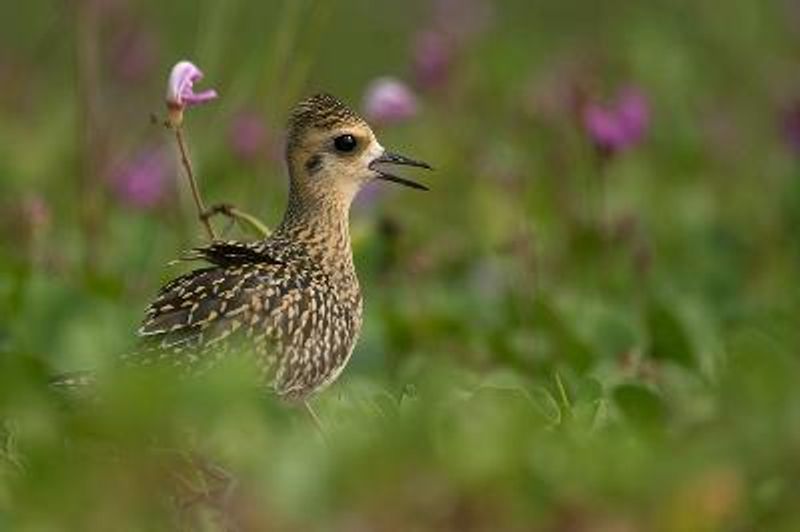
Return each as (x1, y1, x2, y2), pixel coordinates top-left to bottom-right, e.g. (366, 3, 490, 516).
(1, 0, 799, 529)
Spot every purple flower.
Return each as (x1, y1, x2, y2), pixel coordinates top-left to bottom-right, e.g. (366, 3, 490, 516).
(412, 30, 454, 90)
(166, 61, 218, 107)
(353, 179, 388, 212)
(110, 146, 171, 209)
(584, 106, 627, 151)
(363, 77, 418, 125)
(165, 60, 218, 126)
(228, 109, 268, 162)
(583, 86, 650, 154)
(617, 87, 650, 140)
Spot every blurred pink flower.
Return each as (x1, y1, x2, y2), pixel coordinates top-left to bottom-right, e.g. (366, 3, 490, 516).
(353, 179, 388, 212)
(617, 87, 650, 140)
(409, 0, 491, 93)
(412, 30, 454, 90)
(584, 106, 627, 151)
(583, 86, 650, 154)
(110, 146, 171, 209)
(228, 109, 268, 162)
(363, 77, 418, 125)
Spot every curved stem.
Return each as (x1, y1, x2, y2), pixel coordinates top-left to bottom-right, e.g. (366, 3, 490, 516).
(174, 127, 216, 241)
(229, 207, 271, 238)
(201, 204, 271, 239)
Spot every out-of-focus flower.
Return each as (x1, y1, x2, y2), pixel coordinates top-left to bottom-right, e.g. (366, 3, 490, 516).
(363, 77, 418, 125)
(228, 109, 268, 163)
(616, 87, 649, 141)
(410, 0, 491, 93)
(583, 86, 650, 154)
(110, 146, 171, 209)
(781, 102, 800, 153)
(165, 60, 218, 126)
(353, 180, 388, 212)
(412, 30, 454, 90)
(584, 106, 626, 151)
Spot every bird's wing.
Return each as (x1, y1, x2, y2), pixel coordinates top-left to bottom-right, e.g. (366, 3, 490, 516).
(181, 240, 284, 268)
(128, 242, 290, 373)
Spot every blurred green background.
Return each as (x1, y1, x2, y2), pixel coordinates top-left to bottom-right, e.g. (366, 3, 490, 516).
(2, 0, 800, 530)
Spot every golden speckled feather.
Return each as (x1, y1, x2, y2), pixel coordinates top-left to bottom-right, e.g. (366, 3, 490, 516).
(131, 236, 363, 400)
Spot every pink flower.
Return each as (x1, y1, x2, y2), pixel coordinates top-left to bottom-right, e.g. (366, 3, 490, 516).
(617, 87, 650, 141)
(412, 30, 454, 90)
(110, 146, 171, 209)
(363, 77, 418, 125)
(166, 61, 218, 107)
(584, 106, 627, 151)
(583, 86, 650, 154)
(165, 60, 218, 126)
(353, 179, 388, 212)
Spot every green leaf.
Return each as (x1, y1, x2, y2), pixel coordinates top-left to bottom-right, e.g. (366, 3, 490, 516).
(528, 385, 561, 425)
(644, 297, 695, 368)
(532, 298, 594, 372)
(613, 384, 667, 429)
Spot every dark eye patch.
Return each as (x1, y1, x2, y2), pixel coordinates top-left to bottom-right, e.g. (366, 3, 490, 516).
(305, 154, 323, 174)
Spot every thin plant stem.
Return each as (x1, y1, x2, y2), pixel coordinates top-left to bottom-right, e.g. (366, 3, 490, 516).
(593, 149, 612, 237)
(228, 207, 271, 238)
(599, 162, 609, 234)
(201, 204, 271, 239)
(174, 126, 217, 241)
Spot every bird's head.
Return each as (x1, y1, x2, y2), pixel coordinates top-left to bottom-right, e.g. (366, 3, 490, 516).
(285, 93, 430, 206)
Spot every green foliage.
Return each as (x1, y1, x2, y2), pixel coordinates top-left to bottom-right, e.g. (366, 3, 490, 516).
(1, 0, 800, 529)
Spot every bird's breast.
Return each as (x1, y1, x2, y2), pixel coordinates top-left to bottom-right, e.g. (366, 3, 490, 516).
(255, 262, 362, 399)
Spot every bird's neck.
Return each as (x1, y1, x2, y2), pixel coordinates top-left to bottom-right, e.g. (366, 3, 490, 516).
(274, 184, 356, 278)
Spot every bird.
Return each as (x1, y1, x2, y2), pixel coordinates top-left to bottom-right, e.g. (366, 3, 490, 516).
(104, 93, 430, 415)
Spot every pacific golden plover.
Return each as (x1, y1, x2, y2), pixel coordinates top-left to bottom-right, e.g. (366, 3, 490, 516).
(128, 93, 430, 405)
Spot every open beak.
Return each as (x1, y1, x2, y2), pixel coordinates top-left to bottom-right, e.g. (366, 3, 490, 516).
(369, 151, 432, 191)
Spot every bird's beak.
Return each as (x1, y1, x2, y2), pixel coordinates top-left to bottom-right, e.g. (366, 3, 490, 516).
(369, 151, 432, 191)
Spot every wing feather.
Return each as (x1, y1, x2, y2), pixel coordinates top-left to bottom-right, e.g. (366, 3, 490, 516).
(129, 241, 287, 372)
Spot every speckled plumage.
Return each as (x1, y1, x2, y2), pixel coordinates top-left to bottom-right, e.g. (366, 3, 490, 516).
(129, 94, 376, 401)
(132, 235, 361, 400)
(62, 92, 433, 404)
(286, 93, 365, 151)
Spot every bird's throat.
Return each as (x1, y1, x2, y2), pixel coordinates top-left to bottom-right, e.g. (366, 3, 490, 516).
(276, 186, 356, 275)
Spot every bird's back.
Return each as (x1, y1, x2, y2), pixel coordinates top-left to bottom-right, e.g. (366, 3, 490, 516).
(132, 238, 362, 400)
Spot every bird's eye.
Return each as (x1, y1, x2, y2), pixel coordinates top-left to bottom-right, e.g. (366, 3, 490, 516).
(334, 134, 357, 153)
